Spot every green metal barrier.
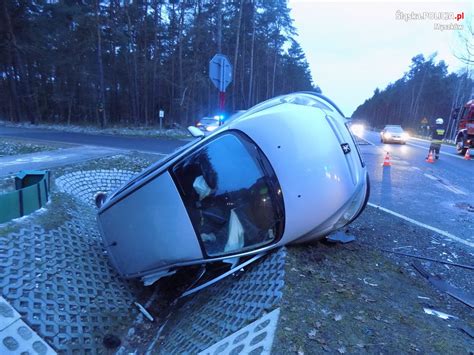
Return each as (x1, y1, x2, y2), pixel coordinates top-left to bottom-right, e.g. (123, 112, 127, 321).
(0, 170, 50, 224)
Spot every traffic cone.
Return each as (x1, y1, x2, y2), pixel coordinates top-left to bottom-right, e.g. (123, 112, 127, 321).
(426, 150, 434, 163)
(465, 148, 471, 160)
(382, 152, 392, 167)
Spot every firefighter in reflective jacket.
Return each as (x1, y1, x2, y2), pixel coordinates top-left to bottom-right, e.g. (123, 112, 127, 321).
(427, 118, 445, 159)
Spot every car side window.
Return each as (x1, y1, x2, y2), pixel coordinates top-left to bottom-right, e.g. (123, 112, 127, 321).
(171, 132, 284, 257)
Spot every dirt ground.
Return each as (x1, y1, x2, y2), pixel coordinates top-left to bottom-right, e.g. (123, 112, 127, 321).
(273, 206, 474, 354)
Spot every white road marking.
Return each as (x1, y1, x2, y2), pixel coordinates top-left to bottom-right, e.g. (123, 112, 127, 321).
(359, 137, 376, 146)
(368, 203, 474, 249)
(407, 141, 464, 159)
(439, 184, 466, 196)
(410, 136, 456, 149)
(410, 136, 430, 143)
(423, 173, 437, 181)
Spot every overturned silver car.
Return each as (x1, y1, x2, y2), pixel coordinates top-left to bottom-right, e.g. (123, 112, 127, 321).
(97, 92, 369, 284)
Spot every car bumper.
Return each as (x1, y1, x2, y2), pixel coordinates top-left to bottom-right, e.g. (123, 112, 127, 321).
(385, 138, 406, 144)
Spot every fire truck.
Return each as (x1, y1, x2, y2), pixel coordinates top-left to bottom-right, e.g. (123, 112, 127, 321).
(454, 99, 474, 155)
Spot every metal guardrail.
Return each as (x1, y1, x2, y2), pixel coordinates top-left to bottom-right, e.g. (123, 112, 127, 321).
(0, 170, 50, 224)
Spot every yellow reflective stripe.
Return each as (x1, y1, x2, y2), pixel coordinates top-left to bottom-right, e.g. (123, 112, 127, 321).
(436, 129, 445, 134)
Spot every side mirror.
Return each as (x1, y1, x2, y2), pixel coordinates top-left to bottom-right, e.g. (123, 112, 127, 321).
(187, 126, 205, 138)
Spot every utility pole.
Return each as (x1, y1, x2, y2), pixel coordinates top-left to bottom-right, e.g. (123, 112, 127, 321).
(217, 0, 222, 53)
(95, 0, 107, 128)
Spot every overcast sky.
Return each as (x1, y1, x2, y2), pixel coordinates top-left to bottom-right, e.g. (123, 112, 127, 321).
(288, 0, 473, 116)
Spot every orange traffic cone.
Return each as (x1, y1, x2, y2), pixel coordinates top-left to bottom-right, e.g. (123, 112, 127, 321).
(426, 150, 434, 163)
(465, 148, 471, 160)
(382, 152, 392, 167)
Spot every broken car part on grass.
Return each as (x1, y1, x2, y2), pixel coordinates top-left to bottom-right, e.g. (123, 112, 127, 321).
(96, 92, 370, 285)
(413, 261, 474, 308)
(381, 248, 474, 271)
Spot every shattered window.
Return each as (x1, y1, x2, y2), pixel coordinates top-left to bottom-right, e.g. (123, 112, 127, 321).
(172, 132, 284, 257)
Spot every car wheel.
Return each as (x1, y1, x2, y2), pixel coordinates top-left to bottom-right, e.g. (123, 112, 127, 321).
(456, 136, 467, 155)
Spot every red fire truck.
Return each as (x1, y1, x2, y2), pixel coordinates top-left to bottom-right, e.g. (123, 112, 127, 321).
(455, 99, 474, 155)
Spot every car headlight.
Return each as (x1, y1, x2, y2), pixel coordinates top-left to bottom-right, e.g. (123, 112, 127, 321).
(333, 181, 367, 230)
(384, 132, 392, 139)
(206, 125, 218, 132)
(401, 132, 409, 140)
(350, 124, 364, 137)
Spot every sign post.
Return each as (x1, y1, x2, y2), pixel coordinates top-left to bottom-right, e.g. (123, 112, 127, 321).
(209, 54, 232, 111)
(159, 109, 164, 131)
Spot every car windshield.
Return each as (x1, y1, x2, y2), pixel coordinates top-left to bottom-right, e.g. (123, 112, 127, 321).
(386, 126, 404, 133)
(171, 132, 284, 257)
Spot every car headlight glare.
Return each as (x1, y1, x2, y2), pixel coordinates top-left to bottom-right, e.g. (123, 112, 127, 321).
(206, 125, 218, 132)
(351, 124, 364, 137)
(384, 132, 392, 139)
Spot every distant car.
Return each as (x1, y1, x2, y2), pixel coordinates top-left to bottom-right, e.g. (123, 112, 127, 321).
(96, 92, 370, 284)
(380, 125, 409, 144)
(196, 115, 223, 132)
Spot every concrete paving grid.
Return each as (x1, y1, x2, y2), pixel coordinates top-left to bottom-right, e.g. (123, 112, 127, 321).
(1, 169, 287, 353)
(0, 170, 141, 353)
(155, 249, 286, 354)
(0, 296, 56, 354)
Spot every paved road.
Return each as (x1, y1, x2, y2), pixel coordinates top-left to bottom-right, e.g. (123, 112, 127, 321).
(0, 126, 188, 154)
(359, 130, 474, 247)
(407, 136, 465, 158)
